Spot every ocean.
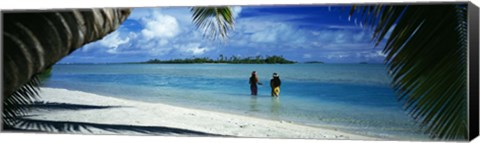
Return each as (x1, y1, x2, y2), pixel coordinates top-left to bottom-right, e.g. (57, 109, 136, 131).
(41, 63, 429, 140)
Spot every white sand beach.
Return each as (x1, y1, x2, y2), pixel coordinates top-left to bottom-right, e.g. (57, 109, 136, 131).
(14, 87, 377, 140)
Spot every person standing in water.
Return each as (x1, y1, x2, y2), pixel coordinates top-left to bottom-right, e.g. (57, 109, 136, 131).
(270, 73, 281, 97)
(249, 71, 262, 95)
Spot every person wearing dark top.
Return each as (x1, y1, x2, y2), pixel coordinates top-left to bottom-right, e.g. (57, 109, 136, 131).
(270, 72, 281, 97)
(249, 71, 262, 95)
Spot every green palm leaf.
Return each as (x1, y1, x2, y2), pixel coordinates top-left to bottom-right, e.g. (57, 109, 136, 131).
(3, 76, 41, 128)
(3, 9, 131, 129)
(350, 4, 468, 140)
(191, 7, 235, 40)
(3, 7, 234, 131)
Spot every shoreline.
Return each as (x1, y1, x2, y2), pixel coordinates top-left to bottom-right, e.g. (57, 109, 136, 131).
(15, 87, 378, 140)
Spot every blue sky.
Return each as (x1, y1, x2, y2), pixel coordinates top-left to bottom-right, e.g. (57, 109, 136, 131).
(59, 6, 389, 63)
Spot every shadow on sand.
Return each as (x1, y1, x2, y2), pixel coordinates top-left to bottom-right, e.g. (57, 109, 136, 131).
(24, 101, 124, 110)
(8, 118, 225, 136)
(5, 102, 226, 137)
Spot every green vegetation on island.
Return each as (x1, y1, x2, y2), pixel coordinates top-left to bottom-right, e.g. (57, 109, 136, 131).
(304, 61, 324, 64)
(144, 55, 296, 64)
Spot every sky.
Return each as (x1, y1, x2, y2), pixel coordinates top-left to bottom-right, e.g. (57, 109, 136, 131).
(59, 5, 390, 64)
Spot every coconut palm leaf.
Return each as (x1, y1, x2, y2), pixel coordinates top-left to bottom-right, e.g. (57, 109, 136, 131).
(350, 4, 468, 140)
(3, 7, 234, 130)
(2, 9, 131, 128)
(191, 7, 235, 40)
(2, 76, 41, 127)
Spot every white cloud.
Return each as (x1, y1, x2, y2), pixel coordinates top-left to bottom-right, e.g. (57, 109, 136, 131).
(82, 8, 188, 56)
(250, 31, 277, 43)
(140, 12, 180, 39)
(355, 50, 386, 58)
(159, 39, 169, 46)
(312, 29, 372, 48)
(149, 46, 173, 56)
(326, 52, 351, 59)
(231, 6, 242, 18)
(174, 43, 210, 55)
(318, 50, 384, 62)
(230, 13, 373, 51)
(353, 31, 366, 42)
(318, 43, 375, 53)
(303, 54, 312, 59)
(110, 8, 196, 56)
(99, 31, 130, 48)
(376, 50, 386, 57)
(360, 50, 386, 63)
(128, 8, 152, 20)
(334, 32, 347, 44)
(234, 18, 307, 48)
(97, 31, 130, 54)
(75, 7, 386, 63)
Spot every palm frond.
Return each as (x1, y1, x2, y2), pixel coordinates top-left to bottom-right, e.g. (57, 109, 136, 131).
(351, 4, 468, 140)
(191, 7, 235, 40)
(3, 9, 131, 129)
(2, 76, 41, 128)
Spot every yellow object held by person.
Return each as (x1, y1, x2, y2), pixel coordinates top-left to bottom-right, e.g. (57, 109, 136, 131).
(273, 86, 280, 97)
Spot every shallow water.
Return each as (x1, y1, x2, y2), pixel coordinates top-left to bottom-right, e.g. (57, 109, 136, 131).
(41, 63, 429, 140)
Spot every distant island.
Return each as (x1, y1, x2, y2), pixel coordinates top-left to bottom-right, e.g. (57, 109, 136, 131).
(143, 55, 296, 64)
(304, 61, 324, 64)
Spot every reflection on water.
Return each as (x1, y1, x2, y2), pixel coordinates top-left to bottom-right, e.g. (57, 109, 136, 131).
(271, 97, 281, 117)
(249, 96, 258, 112)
